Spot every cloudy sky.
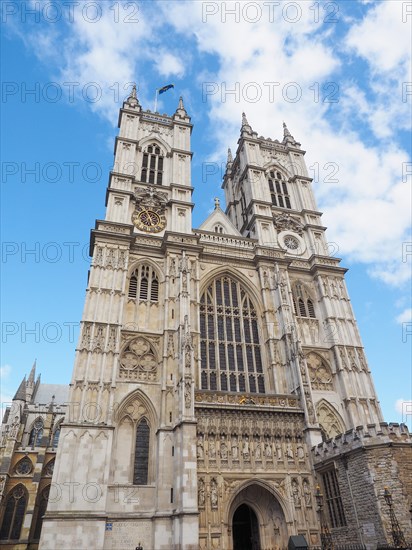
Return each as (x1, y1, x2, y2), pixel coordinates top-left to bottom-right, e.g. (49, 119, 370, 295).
(1, 0, 411, 426)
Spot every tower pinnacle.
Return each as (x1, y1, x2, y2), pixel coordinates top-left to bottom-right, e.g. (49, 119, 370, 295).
(125, 83, 140, 109)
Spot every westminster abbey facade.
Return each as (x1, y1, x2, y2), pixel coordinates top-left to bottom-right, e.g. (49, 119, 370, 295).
(1, 89, 411, 550)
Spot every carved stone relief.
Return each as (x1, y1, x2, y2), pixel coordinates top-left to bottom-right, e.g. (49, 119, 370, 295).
(119, 337, 158, 382)
(306, 352, 333, 391)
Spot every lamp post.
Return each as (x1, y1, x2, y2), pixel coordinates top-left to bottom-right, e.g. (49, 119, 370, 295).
(315, 485, 333, 550)
(383, 487, 406, 548)
(135, 544, 143, 550)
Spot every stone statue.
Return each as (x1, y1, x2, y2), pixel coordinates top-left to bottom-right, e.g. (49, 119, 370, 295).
(303, 479, 312, 506)
(231, 436, 239, 460)
(255, 440, 262, 460)
(198, 478, 205, 507)
(197, 438, 204, 460)
(265, 440, 272, 458)
(242, 436, 250, 460)
(210, 479, 218, 508)
(209, 439, 216, 459)
(220, 436, 228, 460)
(291, 479, 300, 507)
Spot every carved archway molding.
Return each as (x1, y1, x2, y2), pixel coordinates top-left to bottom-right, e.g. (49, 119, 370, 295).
(225, 478, 294, 527)
(113, 388, 158, 427)
(316, 399, 345, 439)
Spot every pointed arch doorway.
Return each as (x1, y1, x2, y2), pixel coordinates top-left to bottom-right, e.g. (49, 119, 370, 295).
(233, 504, 261, 550)
(227, 482, 290, 550)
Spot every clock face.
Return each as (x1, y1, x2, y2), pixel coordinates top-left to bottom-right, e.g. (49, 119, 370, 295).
(132, 207, 166, 233)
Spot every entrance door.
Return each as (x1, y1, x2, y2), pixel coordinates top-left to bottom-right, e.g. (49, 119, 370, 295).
(232, 504, 261, 550)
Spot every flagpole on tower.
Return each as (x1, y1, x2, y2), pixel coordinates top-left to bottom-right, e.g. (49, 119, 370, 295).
(154, 88, 159, 112)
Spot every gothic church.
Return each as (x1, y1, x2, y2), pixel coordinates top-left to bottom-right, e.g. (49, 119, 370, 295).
(1, 89, 411, 550)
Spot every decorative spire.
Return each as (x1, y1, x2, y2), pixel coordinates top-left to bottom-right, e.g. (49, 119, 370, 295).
(175, 96, 188, 118)
(130, 83, 137, 99)
(283, 121, 292, 137)
(241, 112, 252, 135)
(282, 121, 297, 145)
(126, 83, 139, 107)
(13, 376, 26, 401)
(27, 360, 36, 385)
(227, 147, 233, 164)
(214, 197, 221, 210)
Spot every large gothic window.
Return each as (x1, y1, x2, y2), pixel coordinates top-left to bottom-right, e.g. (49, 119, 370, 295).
(28, 418, 44, 447)
(133, 418, 150, 485)
(0, 485, 27, 540)
(268, 170, 291, 209)
(140, 144, 164, 185)
(200, 275, 265, 394)
(128, 265, 159, 302)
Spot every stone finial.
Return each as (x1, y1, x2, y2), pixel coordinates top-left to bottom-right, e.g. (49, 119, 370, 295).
(126, 83, 139, 107)
(283, 121, 291, 136)
(227, 147, 233, 164)
(214, 197, 220, 210)
(241, 112, 253, 135)
(174, 96, 189, 120)
(176, 96, 187, 115)
(283, 121, 297, 145)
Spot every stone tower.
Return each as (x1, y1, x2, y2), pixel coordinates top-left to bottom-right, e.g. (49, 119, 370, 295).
(222, 114, 383, 446)
(39, 97, 411, 550)
(40, 89, 198, 549)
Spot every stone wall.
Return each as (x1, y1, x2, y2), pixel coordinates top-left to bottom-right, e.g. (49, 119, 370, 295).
(312, 422, 412, 549)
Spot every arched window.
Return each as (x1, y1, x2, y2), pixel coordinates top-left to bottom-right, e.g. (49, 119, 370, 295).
(240, 189, 247, 223)
(268, 170, 291, 209)
(307, 299, 316, 318)
(28, 419, 44, 448)
(43, 459, 54, 477)
(292, 282, 316, 319)
(14, 457, 33, 476)
(200, 275, 265, 394)
(128, 265, 159, 302)
(140, 144, 164, 185)
(51, 423, 61, 447)
(133, 418, 150, 485)
(0, 485, 27, 540)
(32, 486, 49, 540)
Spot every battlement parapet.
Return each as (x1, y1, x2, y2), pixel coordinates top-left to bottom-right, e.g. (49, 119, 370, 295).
(312, 422, 411, 463)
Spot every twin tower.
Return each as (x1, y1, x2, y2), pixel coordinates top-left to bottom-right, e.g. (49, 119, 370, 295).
(37, 88, 410, 549)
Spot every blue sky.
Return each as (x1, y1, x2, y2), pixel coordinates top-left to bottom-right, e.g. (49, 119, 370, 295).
(1, 0, 411, 427)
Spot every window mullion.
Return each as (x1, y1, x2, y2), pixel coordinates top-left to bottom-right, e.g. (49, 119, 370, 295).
(239, 293, 249, 393)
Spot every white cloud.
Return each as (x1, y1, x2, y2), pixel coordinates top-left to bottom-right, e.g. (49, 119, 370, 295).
(8, 0, 412, 289)
(163, 0, 411, 287)
(155, 52, 185, 79)
(346, 2, 411, 75)
(396, 308, 412, 324)
(395, 398, 411, 416)
(0, 365, 11, 378)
